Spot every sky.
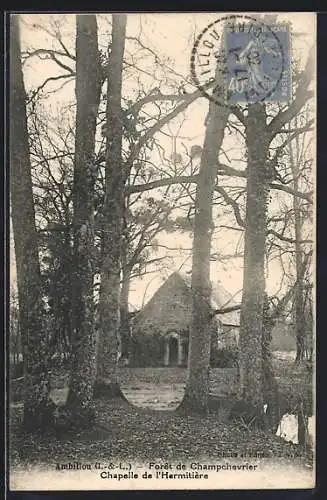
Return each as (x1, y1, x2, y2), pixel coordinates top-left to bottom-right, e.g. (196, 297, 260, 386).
(10, 12, 316, 309)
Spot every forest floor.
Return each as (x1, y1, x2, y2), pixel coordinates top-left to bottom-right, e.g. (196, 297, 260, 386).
(10, 353, 314, 471)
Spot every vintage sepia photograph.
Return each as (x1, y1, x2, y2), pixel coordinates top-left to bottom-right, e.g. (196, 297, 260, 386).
(8, 11, 316, 490)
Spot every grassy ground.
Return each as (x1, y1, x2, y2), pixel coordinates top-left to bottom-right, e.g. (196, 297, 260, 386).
(10, 353, 314, 470)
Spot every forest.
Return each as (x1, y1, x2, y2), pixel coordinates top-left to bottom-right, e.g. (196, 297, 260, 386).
(9, 12, 315, 483)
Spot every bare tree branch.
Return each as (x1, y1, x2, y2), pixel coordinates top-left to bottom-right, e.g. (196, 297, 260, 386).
(27, 74, 75, 103)
(211, 304, 242, 316)
(269, 182, 312, 202)
(267, 229, 312, 245)
(127, 164, 312, 203)
(22, 48, 75, 62)
(128, 90, 195, 115)
(127, 174, 197, 195)
(214, 185, 245, 227)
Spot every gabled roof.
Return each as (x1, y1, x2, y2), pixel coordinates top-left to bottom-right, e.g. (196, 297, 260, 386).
(138, 271, 240, 325)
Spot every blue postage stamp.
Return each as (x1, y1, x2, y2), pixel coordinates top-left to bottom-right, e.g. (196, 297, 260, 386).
(223, 22, 291, 103)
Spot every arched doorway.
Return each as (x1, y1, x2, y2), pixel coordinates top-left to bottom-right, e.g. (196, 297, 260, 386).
(163, 332, 184, 366)
(169, 336, 178, 365)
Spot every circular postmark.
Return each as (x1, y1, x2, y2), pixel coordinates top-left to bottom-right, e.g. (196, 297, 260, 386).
(191, 15, 287, 107)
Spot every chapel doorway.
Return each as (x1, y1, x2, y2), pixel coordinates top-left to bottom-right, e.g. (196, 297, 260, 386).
(163, 332, 184, 366)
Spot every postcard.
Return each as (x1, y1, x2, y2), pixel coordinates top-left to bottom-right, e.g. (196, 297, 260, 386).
(8, 11, 316, 491)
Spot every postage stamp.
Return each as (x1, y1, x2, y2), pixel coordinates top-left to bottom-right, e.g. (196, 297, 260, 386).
(191, 15, 292, 106)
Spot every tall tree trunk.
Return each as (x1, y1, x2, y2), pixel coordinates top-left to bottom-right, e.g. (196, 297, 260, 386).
(120, 261, 132, 360)
(95, 14, 127, 398)
(238, 103, 269, 423)
(179, 79, 229, 414)
(10, 15, 54, 431)
(65, 14, 101, 428)
(63, 225, 73, 352)
(290, 119, 306, 362)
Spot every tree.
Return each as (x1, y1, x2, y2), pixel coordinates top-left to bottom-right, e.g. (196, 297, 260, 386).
(289, 115, 312, 362)
(10, 15, 55, 431)
(10, 288, 23, 377)
(63, 14, 101, 428)
(264, 103, 313, 364)
(237, 29, 314, 425)
(179, 61, 230, 413)
(95, 13, 127, 397)
(237, 103, 269, 422)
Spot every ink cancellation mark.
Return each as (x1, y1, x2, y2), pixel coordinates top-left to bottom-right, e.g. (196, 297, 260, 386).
(190, 15, 291, 107)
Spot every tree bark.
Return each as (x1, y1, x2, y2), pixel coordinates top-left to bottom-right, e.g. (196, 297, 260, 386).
(65, 14, 101, 428)
(120, 263, 132, 360)
(10, 15, 55, 431)
(290, 118, 306, 362)
(95, 14, 127, 399)
(179, 75, 229, 414)
(238, 103, 269, 424)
